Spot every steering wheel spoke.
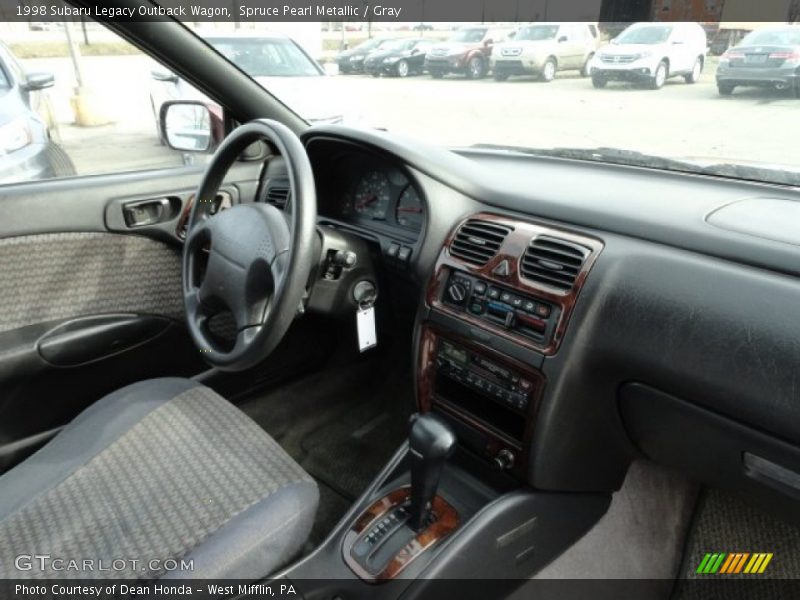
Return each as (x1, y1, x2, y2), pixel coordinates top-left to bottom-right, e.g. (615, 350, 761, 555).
(181, 119, 317, 371)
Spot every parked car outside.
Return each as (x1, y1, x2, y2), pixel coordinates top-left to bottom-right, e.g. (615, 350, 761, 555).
(363, 38, 436, 77)
(336, 37, 393, 74)
(151, 33, 351, 143)
(491, 22, 599, 81)
(709, 26, 753, 56)
(425, 26, 514, 79)
(715, 25, 800, 97)
(588, 22, 707, 89)
(0, 42, 73, 184)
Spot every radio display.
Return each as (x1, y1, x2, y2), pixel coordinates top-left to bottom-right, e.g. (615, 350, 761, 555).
(440, 341, 467, 365)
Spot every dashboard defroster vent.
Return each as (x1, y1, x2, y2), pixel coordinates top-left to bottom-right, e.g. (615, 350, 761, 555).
(450, 219, 512, 266)
(264, 181, 291, 208)
(521, 236, 590, 291)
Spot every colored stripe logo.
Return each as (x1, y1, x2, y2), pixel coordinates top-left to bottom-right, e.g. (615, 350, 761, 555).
(696, 552, 773, 574)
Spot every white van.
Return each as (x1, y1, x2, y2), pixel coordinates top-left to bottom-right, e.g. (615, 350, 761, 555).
(588, 22, 707, 89)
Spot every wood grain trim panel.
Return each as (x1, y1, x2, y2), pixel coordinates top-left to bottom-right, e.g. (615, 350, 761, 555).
(425, 212, 603, 356)
(417, 324, 546, 480)
(342, 486, 459, 582)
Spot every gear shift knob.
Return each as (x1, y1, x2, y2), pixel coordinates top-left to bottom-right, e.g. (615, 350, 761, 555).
(408, 413, 456, 531)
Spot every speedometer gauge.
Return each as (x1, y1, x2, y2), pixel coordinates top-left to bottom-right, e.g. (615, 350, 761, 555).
(396, 185, 424, 230)
(353, 171, 391, 220)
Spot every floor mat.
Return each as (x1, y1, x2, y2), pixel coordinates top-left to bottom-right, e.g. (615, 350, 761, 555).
(240, 349, 414, 545)
(673, 487, 800, 598)
(532, 460, 699, 581)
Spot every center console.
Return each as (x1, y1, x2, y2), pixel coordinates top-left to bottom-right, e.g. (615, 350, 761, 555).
(419, 213, 602, 480)
(281, 214, 607, 598)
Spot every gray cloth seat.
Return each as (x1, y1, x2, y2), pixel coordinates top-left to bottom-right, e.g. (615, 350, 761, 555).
(0, 378, 318, 580)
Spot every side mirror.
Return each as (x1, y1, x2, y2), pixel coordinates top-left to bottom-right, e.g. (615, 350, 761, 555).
(23, 72, 54, 91)
(610, 37, 618, 45)
(558, 36, 568, 43)
(160, 101, 217, 153)
(151, 68, 179, 83)
(484, 38, 493, 46)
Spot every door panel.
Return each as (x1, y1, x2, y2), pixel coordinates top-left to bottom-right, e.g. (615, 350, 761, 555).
(0, 231, 183, 332)
(0, 162, 262, 472)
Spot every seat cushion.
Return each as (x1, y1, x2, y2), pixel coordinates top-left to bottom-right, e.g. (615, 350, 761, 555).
(0, 378, 318, 579)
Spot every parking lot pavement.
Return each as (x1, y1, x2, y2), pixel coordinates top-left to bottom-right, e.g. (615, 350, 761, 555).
(26, 54, 800, 177)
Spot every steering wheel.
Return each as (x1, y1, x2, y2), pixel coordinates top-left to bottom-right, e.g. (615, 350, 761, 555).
(182, 119, 317, 371)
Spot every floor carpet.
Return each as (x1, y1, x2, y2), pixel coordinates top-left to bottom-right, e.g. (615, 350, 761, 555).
(240, 347, 414, 548)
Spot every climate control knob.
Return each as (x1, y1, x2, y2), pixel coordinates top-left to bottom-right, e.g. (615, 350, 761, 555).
(447, 282, 468, 304)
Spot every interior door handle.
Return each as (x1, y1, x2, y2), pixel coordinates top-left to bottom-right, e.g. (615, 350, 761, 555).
(122, 197, 173, 228)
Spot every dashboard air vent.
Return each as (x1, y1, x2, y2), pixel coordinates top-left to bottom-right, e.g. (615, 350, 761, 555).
(521, 236, 590, 291)
(264, 181, 290, 208)
(450, 219, 512, 266)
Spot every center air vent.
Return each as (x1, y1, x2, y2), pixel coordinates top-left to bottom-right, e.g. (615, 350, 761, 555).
(264, 181, 290, 208)
(521, 236, 590, 291)
(450, 219, 512, 266)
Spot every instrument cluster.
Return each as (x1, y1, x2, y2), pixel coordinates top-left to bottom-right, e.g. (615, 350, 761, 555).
(318, 152, 426, 236)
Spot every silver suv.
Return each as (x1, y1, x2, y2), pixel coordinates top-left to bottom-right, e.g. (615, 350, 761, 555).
(491, 23, 599, 81)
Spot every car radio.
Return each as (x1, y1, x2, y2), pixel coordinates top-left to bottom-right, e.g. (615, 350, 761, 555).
(436, 339, 533, 416)
(441, 270, 560, 344)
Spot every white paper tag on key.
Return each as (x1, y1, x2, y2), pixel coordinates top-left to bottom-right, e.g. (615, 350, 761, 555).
(356, 306, 377, 352)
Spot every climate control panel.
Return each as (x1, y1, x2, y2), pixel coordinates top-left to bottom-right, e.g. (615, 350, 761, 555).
(442, 270, 560, 344)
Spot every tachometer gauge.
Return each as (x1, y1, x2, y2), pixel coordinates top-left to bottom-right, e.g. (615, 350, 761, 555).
(353, 171, 391, 219)
(396, 185, 424, 230)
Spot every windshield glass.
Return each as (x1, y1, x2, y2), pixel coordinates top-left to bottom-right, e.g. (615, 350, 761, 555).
(516, 25, 559, 41)
(616, 25, 673, 44)
(355, 38, 382, 51)
(741, 28, 800, 46)
(208, 37, 320, 77)
(449, 29, 486, 43)
(190, 21, 800, 187)
(381, 39, 417, 52)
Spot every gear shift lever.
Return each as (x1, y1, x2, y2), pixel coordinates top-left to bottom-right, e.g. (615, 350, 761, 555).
(408, 413, 456, 531)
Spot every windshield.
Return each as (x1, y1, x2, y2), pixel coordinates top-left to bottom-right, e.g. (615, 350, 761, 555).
(188, 21, 800, 187)
(381, 39, 417, 52)
(449, 29, 486, 43)
(208, 37, 320, 77)
(355, 38, 383, 51)
(616, 25, 673, 44)
(740, 28, 800, 46)
(516, 25, 559, 41)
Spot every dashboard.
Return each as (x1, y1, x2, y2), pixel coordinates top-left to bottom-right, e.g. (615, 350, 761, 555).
(301, 124, 800, 528)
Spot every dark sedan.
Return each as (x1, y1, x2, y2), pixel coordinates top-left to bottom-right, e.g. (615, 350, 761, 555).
(364, 38, 436, 77)
(0, 42, 74, 183)
(716, 26, 800, 96)
(336, 37, 393, 74)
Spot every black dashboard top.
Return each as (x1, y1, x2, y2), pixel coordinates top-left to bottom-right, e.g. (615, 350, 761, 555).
(302, 125, 800, 280)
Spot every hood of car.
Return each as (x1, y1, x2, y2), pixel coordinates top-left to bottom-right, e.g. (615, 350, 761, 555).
(339, 48, 377, 60)
(599, 43, 667, 56)
(177, 76, 347, 124)
(496, 40, 555, 49)
(366, 49, 413, 61)
(428, 42, 478, 56)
